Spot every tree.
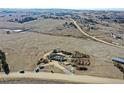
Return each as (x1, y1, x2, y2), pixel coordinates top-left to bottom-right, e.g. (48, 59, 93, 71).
(0, 50, 10, 75)
(0, 50, 6, 64)
(2, 63, 10, 75)
(18, 17, 37, 23)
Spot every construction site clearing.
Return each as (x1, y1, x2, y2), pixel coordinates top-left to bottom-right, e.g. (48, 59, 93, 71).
(35, 48, 92, 75)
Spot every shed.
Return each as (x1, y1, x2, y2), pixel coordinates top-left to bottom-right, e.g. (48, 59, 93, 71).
(112, 57, 124, 64)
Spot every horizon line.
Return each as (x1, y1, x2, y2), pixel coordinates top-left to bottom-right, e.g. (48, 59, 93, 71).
(0, 8, 124, 11)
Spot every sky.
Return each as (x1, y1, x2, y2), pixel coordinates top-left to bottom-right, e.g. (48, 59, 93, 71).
(0, 0, 124, 9)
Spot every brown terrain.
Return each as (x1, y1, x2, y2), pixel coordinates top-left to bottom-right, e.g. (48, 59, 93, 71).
(0, 9, 124, 83)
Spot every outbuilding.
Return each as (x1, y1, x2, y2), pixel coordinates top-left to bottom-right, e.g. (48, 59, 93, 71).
(112, 57, 124, 64)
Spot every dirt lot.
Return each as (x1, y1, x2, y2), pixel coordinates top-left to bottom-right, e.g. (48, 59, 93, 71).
(0, 31, 124, 79)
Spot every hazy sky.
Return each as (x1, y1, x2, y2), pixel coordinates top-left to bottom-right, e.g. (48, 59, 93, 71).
(0, 0, 124, 9)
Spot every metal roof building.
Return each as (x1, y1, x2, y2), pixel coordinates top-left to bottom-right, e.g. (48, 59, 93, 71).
(112, 57, 124, 64)
(48, 53, 67, 62)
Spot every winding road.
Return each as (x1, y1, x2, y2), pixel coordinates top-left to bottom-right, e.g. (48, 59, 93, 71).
(71, 19, 124, 49)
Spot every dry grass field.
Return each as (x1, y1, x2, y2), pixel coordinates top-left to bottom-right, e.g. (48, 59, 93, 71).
(0, 9, 124, 82)
(0, 31, 124, 79)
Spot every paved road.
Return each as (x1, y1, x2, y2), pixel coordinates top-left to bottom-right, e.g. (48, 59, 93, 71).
(0, 72, 124, 84)
(71, 19, 124, 49)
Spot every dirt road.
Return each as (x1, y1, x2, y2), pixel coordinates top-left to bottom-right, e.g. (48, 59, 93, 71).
(0, 72, 124, 84)
(71, 19, 124, 49)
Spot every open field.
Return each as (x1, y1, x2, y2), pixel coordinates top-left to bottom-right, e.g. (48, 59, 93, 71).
(0, 31, 124, 79)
